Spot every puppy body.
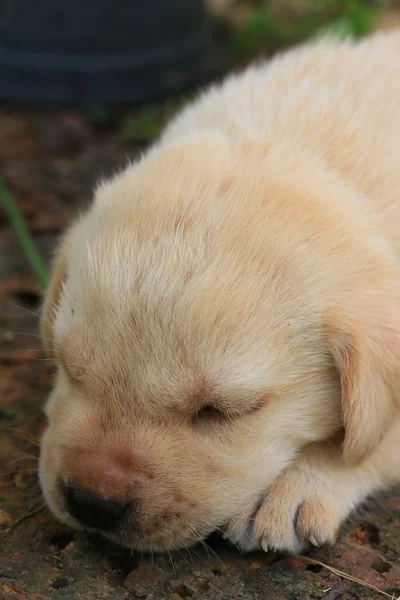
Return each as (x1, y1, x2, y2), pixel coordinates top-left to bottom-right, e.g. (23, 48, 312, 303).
(40, 33, 400, 553)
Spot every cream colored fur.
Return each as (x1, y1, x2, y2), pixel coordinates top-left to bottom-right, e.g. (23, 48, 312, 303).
(40, 32, 400, 553)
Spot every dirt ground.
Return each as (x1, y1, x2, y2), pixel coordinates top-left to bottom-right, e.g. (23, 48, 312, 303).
(1, 11, 400, 600)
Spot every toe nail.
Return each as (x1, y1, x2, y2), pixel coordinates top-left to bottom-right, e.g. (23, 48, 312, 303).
(261, 539, 269, 553)
(308, 536, 319, 547)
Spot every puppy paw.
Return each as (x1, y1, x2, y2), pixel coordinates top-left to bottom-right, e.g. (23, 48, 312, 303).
(225, 470, 343, 554)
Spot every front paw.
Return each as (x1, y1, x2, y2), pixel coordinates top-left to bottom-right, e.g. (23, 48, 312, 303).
(225, 478, 343, 554)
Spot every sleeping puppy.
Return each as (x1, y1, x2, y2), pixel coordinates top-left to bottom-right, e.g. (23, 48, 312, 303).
(40, 32, 400, 554)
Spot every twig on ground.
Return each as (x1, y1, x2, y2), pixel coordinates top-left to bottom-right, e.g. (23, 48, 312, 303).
(297, 555, 399, 600)
(0, 503, 46, 537)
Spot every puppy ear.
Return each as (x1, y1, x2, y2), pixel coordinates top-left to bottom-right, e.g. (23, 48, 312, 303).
(41, 242, 67, 355)
(325, 292, 400, 465)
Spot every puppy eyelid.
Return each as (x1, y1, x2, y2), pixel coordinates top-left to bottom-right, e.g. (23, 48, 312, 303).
(191, 393, 272, 424)
(191, 404, 227, 424)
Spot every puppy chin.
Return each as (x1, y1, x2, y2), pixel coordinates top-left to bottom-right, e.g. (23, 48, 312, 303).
(104, 523, 216, 553)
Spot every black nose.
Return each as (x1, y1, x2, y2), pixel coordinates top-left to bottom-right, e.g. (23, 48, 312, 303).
(63, 484, 129, 531)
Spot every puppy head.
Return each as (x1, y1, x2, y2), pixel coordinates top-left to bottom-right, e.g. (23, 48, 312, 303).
(39, 138, 400, 550)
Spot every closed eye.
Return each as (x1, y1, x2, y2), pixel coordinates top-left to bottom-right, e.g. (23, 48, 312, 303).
(190, 393, 271, 425)
(192, 404, 227, 424)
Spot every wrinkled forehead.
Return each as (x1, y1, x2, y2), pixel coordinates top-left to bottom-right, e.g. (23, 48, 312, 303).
(54, 304, 274, 417)
(53, 283, 276, 421)
(51, 195, 306, 415)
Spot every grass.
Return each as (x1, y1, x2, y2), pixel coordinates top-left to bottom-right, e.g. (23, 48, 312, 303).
(0, 179, 48, 289)
(122, 95, 193, 141)
(229, 0, 388, 58)
(122, 104, 171, 141)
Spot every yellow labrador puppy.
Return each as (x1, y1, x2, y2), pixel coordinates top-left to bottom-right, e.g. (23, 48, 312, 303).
(40, 33, 400, 553)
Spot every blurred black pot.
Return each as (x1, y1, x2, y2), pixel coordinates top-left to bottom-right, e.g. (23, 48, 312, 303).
(0, 0, 225, 105)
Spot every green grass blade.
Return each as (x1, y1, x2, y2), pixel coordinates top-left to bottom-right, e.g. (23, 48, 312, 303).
(0, 178, 48, 289)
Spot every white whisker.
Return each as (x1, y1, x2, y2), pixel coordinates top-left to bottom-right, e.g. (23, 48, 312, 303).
(8, 301, 40, 319)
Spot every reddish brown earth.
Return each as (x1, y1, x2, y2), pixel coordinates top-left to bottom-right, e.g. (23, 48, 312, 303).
(1, 47, 400, 600)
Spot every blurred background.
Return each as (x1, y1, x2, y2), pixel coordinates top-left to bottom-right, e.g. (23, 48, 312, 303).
(1, 0, 400, 301)
(1, 2, 400, 599)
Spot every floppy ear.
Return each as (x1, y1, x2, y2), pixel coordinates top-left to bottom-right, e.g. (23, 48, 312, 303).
(325, 291, 400, 465)
(41, 242, 67, 356)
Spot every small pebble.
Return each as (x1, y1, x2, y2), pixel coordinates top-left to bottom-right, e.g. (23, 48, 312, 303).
(0, 509, 13, 528)
(51, 578, 70, 589)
